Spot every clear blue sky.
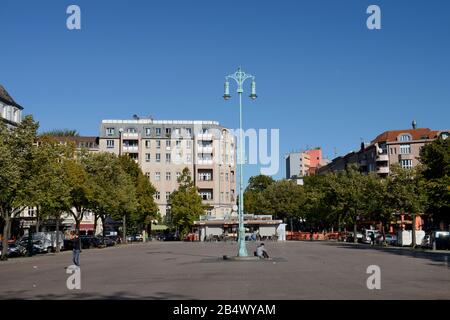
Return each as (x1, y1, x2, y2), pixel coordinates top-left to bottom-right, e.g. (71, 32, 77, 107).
(1, 0, 449, 182)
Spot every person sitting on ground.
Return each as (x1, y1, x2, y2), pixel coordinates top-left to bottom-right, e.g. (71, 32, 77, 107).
(254, 243, 270, 259)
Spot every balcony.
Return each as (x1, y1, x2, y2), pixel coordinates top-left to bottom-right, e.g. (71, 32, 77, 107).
(376, 154, 389, 162)
(197, 146, 213, 153)
(122, 132, 138, 138)
(376, 166, 389, 174)
(197, 133, 213, 141)
(197, 159, 213, 165)
(123, 146, 139, 152)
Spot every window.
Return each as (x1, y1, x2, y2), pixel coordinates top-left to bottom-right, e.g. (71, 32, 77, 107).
(155, 172, 161, 181)
(186, 154, 191, 162)
(400, 159, 413, 169)
(176, 171, 181, 180)
(165, 153, 171, 163)
(226, 192, 229, 202)
(156, 153, 161, 163)
(399, 134, 411, 142)
(145, 153, 151, 162)
(145, 172, 150, 178)
(220, 192, 224, 202)
(186, 140, 192, 149)
(225, 173, 229, 181)
(126, 128, 136, 133)
(106, 140, 114, 148)
(400, 144, 411, 154)
(155, 128, 161, 136)
(145, 140, 151, 148)
(106, 127, 115, 136)
(199, 171, 212, 181)
(185, 128, 192, 136)
(166, 140, 171, 148)
(155, 192, 160, 200)
(156, 140, 161, 149)
(166, 172, 171, 181)
(145, 128, 151, 136)
(166, 192, 171, 200)
(199, 190, 213, 200)
(176, 140, 181, 148)
(165, 128, 172, 136)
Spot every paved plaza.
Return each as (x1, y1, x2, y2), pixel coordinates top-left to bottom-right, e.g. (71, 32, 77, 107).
(0, 241, 449, 300)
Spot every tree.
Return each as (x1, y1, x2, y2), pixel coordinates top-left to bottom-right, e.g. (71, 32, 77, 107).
(260, 180, 306, 222)
(0, 116, 38, 260)
(83, 153, 136, 238)
(63, 158, 94, 234)
(387, 165, 427, 247)
(26, 136, 73, 252)
(331, 165, 369, 242)
(118, 156, 158, 236)
(244, 175, 275, 214)
(169, 168, 204, 237)
(419, 137, 450, 227)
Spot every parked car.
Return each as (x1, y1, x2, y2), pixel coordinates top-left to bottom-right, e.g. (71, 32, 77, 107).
(344, 232, 364, 243)
(428, 231, 450, 250)
(97, 236, 116, 247)
(19, 232, 64, 253)
(362, 230, 381, 244)
(161, 233, 180, 241)
(0, 242, 27, 257)
(127, 234, 143, 242)
(79, 236, 101, 249)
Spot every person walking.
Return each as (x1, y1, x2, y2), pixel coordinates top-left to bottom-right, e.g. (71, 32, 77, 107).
(72, 232, 81, 266)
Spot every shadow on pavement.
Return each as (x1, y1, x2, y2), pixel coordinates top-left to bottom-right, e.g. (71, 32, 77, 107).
(0, 290, 195, 300)
(321, 242, 450, 269)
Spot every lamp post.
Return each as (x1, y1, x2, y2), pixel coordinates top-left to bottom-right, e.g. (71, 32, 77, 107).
(223, 67, 257, 257)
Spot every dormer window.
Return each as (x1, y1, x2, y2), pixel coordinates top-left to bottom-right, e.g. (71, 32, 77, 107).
(399, 134, 411, 142)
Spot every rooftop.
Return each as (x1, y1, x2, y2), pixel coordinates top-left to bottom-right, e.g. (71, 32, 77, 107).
(0, 85, 23, 109)
(371, 128, 442, 144)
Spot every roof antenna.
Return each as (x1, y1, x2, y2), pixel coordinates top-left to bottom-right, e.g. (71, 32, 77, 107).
(412, 120, 417, 130)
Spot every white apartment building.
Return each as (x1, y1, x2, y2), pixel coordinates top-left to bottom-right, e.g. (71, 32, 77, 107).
(99, 118, 237, 219)
(0, 85, 23, 128)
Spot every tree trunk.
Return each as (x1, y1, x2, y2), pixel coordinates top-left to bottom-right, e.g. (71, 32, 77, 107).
(411, 212, 416, 249)
(1, 216, 11, 261)
(35, 206, 40, 233)
(75, 219, 81, 234)
(353, 222, 358, 243)
(94, 214, 98, 236)
(101, 216, 106, 238)
(55, 216, 61, 253)
(123, 214, 127, 244)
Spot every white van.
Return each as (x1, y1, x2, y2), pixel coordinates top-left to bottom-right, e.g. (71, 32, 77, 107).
(21, 232, 64, 253)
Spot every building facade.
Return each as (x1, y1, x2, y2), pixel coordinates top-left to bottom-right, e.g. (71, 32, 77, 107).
(99, 118, 237, 219)
(318, 125, 449, 176)
(285, 148, 328, 179)
(0, 85, 23, 128)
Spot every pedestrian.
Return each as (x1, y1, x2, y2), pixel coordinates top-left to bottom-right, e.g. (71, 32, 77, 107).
(254, 243, 270, 259)
(72, 232, 81, 267)
(370, 232, 375, 246)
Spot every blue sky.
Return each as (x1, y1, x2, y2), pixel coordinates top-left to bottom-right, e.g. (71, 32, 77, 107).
(1, 0, 449, 182)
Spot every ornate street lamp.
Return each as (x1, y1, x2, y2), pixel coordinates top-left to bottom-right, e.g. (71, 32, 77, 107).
(223, 67, 257, 257)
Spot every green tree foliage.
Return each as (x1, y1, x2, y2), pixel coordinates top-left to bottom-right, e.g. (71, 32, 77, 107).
(0, 116, 38, 260)
(419, 137, 450, 224)
(118, 155, 158, 234)
(243, 175, 274, 214)
(169, 168, 204, 237)
(82, 153, 137, 237)
(260, 180, 305, 221)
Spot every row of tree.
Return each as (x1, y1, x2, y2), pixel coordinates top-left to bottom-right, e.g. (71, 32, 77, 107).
(0, 116, 159, 260)
(244, 137, 449, 243)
